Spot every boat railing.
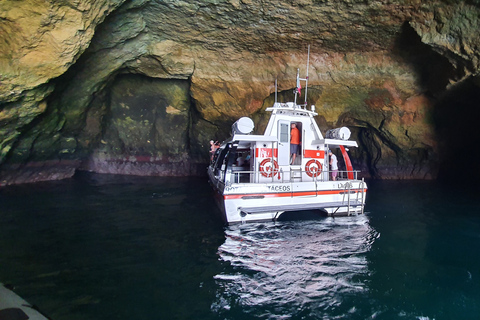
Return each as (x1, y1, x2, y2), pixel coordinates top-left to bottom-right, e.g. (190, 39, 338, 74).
(338, 177, 366, 216)
(358, 178, 366, 214)
(226, 168, 361, 185)
(337, 170, 360, 181)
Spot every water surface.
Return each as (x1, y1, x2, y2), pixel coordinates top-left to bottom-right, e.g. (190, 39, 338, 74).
(0, 174, 479, 319)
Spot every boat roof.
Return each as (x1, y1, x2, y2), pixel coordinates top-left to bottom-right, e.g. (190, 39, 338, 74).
(227, 136, 357, 148)
(266, 102, 318, 116)
(232, 134, 278, 142)
(315, 138, 358, 148)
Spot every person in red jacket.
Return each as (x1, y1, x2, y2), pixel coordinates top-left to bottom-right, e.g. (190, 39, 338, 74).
(290, 123, 300, 165)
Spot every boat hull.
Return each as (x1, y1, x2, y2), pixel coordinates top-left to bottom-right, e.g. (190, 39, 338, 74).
(208, 169, 367, 224)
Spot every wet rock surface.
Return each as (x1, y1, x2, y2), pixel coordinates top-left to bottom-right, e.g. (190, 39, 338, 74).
(1, 0, 480, 184)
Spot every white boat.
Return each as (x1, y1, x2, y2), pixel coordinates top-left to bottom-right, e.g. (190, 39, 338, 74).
(0, 283, 50, 320)
(208, 49, 367, 224)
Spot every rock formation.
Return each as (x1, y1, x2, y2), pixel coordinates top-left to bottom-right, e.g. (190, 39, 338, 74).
(1, 0, 480, 185)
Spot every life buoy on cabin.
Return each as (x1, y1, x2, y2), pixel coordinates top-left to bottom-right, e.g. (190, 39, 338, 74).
(259, 158, 279, 177)
(305, 159, 322, 177)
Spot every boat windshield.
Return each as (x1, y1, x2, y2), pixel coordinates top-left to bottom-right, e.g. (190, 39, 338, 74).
(214, 144, 231, 178)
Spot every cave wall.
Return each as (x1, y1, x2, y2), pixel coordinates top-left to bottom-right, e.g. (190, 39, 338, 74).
(1, 0, 480, 185)
(81, 74, 201, 176)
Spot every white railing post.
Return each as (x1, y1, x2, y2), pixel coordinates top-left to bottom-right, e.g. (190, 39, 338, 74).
(347, 182, 351, 216)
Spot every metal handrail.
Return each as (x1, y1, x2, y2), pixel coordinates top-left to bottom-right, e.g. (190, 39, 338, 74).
(340, 181, 353, 215)
(227, 168, 361, 184)
(358, 178, 365, 214)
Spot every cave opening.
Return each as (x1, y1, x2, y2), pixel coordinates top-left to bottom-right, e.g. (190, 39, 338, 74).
(433, 77, 480, 183)
(392, 22, 460, 96)
(392, 22, 480, 183)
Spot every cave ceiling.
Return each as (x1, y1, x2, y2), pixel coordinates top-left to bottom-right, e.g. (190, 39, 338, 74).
(1, 0, 480, 184)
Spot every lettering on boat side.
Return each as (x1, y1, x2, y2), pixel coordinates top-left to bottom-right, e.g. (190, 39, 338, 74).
(267, 185, 291, 192)
(225, 186, 238, 192)
(337, 182, 353, 189)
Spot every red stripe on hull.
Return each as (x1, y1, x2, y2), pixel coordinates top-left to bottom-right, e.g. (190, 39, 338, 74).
(224, 189, 367, 200)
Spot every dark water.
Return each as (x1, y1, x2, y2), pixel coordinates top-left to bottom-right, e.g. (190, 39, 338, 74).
(0, 173, 479, 320)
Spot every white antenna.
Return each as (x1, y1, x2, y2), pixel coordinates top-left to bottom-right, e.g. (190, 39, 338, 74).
(305, 45, 310, 105)
(275, 78, 278, 104)
(294, 68, 299, 107)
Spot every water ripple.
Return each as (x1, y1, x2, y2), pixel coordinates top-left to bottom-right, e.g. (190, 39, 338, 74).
(213, 215, 379, 318)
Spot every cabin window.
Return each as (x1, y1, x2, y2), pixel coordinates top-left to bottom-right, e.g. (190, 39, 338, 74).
(233, 149, 251, 167)
(212, 148, 221, 165)
(279, 122, 289, 143)
(214, 145, 230, 175)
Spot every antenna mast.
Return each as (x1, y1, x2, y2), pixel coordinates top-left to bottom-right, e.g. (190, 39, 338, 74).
(305, 45, 310, 105)
(275, 78, 278, 104)
(294, 68, 299, 106)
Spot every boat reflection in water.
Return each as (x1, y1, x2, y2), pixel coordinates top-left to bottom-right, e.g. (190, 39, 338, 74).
(212, 215, 379, 318)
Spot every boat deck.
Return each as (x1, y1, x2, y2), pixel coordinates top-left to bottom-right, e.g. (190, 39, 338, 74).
(239, 200, 363, 215)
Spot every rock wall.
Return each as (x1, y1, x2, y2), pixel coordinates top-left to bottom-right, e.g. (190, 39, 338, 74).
(1, 0, 480, 184)
(82, 74, 198, 176)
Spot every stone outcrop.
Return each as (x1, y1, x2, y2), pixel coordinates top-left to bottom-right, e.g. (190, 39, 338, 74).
(1, 0, 480, 185)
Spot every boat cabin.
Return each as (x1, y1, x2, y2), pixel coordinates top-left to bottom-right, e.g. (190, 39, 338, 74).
(210, 103, 359, 187)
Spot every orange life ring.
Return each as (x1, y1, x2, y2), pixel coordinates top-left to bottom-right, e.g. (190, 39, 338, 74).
(259, 158, 279, 178)
(305, 159, 322, 177)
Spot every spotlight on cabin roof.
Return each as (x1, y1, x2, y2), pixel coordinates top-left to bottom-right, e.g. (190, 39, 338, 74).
(232, 117, 254, 135)
(326, 127, 351, 140)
